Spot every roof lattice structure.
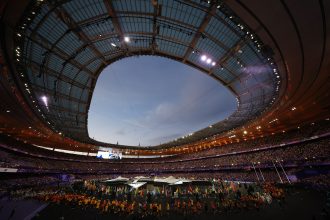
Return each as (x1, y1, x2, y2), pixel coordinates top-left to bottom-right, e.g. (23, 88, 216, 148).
(12, 0, 280, 148)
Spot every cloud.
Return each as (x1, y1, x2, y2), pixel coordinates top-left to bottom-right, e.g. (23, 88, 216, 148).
(115, 129, 126, 136)
(146, 133, 184, 145)
(144, 102, 177, 124)
(133, 69, 237, 143)
(122, 119, 147, 129)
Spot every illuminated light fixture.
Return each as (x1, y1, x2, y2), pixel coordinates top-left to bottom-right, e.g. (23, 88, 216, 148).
(291, 107, 296, 111)
(6, 110, 10, 113)
(124, 36, 130, 42)
(17, 33, 21, 37)
(200, 55, 216, 66)
(243, 130, 247, 134)
(111, 43, 116, 47)
(41, 96, 48, 107)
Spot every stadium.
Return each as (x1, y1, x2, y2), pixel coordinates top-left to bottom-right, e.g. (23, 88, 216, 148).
(0, 0, 329, 219)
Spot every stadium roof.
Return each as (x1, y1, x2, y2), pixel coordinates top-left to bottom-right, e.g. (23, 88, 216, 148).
(0, 0, 329, 153)
(3, 0, 279, 147)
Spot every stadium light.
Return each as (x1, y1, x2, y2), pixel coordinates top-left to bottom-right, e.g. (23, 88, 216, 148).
(41, 96, 48, 107)
(200, 54, 216, 67)
(124, 36, 130, 42)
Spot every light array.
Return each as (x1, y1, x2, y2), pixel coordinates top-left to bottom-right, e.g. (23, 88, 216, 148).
(200, 55, 216, 66)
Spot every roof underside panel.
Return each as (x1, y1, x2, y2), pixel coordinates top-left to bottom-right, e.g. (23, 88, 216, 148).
(63, 0, 107, 23)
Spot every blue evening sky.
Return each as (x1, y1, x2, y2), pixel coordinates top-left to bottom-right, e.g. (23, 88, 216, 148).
(88, 56, 236, 146)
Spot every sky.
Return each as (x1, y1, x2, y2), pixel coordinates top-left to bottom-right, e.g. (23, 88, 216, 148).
(88, 56, 237, 146)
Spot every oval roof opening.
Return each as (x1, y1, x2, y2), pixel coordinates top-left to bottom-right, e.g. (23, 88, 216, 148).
(88, 56, 236, 147)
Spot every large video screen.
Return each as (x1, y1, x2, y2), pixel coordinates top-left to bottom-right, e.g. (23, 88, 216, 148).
(96, 150, 122, 159)
(96, 151, 110, 159)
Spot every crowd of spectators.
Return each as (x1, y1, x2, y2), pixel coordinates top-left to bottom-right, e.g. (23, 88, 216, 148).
(0, 119, 329, 165)
(298, 174, 330, 189)
(0, 136, 328, 174)
(0, 120, 328, 189)
(0, 175, 60, 192)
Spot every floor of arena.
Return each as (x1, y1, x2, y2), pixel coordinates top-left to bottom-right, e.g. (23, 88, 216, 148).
(31, 188, 328, 220)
